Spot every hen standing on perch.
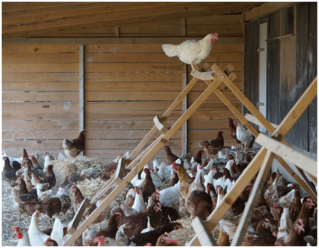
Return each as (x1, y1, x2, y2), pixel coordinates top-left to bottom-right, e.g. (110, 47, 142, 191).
(162, 33, 218, 71)
(62, 129, 87, 162)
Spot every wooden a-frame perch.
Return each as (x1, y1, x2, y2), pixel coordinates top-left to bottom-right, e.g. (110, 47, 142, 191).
(64, 62, 317, 246)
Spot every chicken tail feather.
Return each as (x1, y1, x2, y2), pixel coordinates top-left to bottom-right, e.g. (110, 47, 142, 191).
(162, 44, 180, 57)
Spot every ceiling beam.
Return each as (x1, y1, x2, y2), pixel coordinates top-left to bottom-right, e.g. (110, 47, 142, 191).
(2, 2, 263, 38)
(2, 2, 80, 12)
(244, 2, 295, 21)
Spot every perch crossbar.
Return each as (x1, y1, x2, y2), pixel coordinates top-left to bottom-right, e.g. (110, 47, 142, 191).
(188, 75, 317, 246)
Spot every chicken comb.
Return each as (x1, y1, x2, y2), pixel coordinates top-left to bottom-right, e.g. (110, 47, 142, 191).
(64, 226, 68, 230)
(157, 202, 162, 208)
(13, 227, 20, 231)
(166, 238, 178, 246)
(44, 151, 47, 155)
(248, 183, 253, 187)
(115, 212, 122, 217)
(215, 33, 218, 37)
(145, 243, 152, 246)
(164, 232, 170, 236)
(83, 129, 87, 132)
(17, 177, 21, 181)
(45, 237, 51, 242)
(216, 185, 221, 190)
(71, 184, 76, 189)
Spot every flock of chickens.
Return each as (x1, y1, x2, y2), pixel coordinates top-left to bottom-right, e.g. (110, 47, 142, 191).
(3, 115, 317, 246)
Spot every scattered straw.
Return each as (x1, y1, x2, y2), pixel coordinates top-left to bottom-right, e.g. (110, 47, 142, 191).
(52, 156, 104, 190)
(76, 178, 113, 200)
(169, 216, 195, 246)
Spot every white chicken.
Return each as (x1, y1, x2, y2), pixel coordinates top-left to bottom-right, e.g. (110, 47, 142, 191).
(43, 151, 54, 174)
(158, 181, 180, 207)
(13, 227, 31, 246)
(233, 121, 255, 150)
(28, 211, 49, 246)
(162, 33, 218, 71)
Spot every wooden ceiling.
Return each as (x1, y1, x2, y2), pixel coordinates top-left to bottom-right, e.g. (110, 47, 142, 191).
(2, 2, 264, 39)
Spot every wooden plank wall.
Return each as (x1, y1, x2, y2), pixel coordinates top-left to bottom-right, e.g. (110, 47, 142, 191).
(2, 14, 244, 164)
(2, 44, 80, 158)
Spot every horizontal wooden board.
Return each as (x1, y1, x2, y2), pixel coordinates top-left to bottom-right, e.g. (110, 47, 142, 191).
(84, 110, 236, 121)
(3, 82, 79, 91)
(3, 63, 79, 73)
(2, 92, 79, 102)
(188, 129, 233, 140)
(187, 63, 243, 72)
(85, 43, 243, 53)
(191, 81, 243, 91)
(2, 120, 79, 131)
(188, 91, 239, 101)
(2, 44, 79, 53)
(3, 102, 79, 113)
(2, 53, 79, 63)
(85, 63, 182, 73)
(188, 119, 239, 130)
(85, 82, 182, 92)
(85, 52, 243, 63)
(2, 129, 182, 140)
(187, 24, 243, 35)
(3, 139, 182, 150)
(85, 73, 181, 82)
(3, 72, 79, 82)
(85, 120, 178, 130)
(189, 72, 243, 82)
(187, 14, 242, 25)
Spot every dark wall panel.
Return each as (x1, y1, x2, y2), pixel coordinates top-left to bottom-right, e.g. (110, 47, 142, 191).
(243, 20, 259, 131)
(266, 12, 281, 125)
(308, 2, 317, 154)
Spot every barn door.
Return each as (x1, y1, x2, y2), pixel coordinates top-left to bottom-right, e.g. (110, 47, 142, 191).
(258, 22, 267, 133)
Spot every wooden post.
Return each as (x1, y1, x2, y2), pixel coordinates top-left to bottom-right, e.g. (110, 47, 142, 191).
(67, 198, 89, 235)
(188, 148, 268, 246)
(231, 150, 275, 246)
(79, 44, 84, 134)
(182, 64, 188, 155)
(192, 217, 217, 246)
(256, 134, 317, 179)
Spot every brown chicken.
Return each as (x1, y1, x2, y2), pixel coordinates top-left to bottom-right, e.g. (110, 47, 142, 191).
(193, 150, 205, 164)
(198, 131, 224, 159)
(289, 188, 302, 222)
(141, 168, 156, 203)
(86, 213, 123, 246)
(164, 146, 179, 165)
(32, 165, 56, 189)
(275, 198, 314, 246)
(217, 228, 230, 246)
(227, 118, 242, 148)
(118, 203, 162, 239)
(45, 197, 61, 219)
(186, 189, 213, 219)
(167, 171, 179, 188)
(62, 129, 87, 161)
(3, 157, 19, 182)
(100, 161, 118, 180)
(172, 161, 194, 199)
(130, 222, 182, 246)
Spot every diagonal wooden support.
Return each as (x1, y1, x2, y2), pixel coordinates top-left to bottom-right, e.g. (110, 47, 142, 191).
(64, 64, 224, 246)
(245, 113, 278, 129)
(212, 63, 317, 200)
(67, 198, 90, 235)
(256, 134, 317, 180)
(192, 217, 217, 246)
(231, 150, 275, 246)
(188, 148, 268, 246)
(154, 115, 169, 134)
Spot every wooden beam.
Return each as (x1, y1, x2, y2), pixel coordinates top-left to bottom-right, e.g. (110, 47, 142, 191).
(153, 116, 169, 134)
(212, 63, 317, 200)
(244, 2, 295, 21)
(192, 217, 217, 246)
(2, 3, 262, 38)
(182, 64, 188, 155)
(114, 27, 120, 37)
(231, 150, 275, 246)
(2, 37, 244, 44)
(188, 148, 268, 246)
(79, 44, 84, 136)
(245, 113, 278, 129)
(67, 197, 90, 235)
(256, 134, 317, 179)
(2, 2, 80, 12)
(64, 67, 224, 246)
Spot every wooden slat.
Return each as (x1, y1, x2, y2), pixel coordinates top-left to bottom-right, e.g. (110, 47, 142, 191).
(85, 82, 181, 92)
(3, 63, 79, 73)
(231, 150, 275, 246)
(256, 134, 317, 178)
(187, 24, 243, 35)
(2, 2, 80, 12)
(68, 198, 90, 234)
(191, 81, 243, 91)
(84, 44, 243, 53)
(192, 217, 217, 246)
(245, 113, 279, 129)
(3, 82, 79, 92)
(2, 53, 79, 63)
(2, 44, 79, 53)
(3, 102, 79, 113)
(2, 92, 79, 102)
(85, 63, 182, 73)
(85, 73, 180, 82)
(2, 120, 78, 131)
(2, 130, 183, 140)
(187, 14, 242, 24)
(3, 72, 79, 82)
